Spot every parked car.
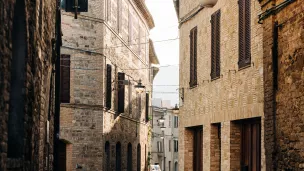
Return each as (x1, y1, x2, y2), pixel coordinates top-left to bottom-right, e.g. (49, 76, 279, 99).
(150, 164, 161, 171)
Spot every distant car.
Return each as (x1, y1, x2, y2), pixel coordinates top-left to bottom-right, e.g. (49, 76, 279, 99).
(150, 164, 161, 171)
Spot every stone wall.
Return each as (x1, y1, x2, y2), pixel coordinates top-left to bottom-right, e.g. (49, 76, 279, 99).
(260, 0, 304, 170)
(0, 0, 57, 170)
(60, 0, 154, 170)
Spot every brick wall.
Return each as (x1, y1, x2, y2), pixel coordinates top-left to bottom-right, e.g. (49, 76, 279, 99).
(210, 124, 221, 171)
(260, 0, 304, 169)
(0, 0, 57, 170)
(230, 122, 242, 171)
(178, 0, 265, 170)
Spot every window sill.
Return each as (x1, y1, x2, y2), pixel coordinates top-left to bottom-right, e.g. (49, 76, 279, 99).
(238, 64, 251, 71)
(189, 84, 198, 89)
(211, 76, 220, 81)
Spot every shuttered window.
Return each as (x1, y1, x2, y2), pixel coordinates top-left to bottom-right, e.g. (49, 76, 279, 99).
(145, 93, 149, 122)
(117, 72, 125, 113)
(211, 10, 221, 80)
(189, 26, 197, 87)
(238, 0, 251, 68)
(106, 64, 112, 109)
(60, 54, 70, 103)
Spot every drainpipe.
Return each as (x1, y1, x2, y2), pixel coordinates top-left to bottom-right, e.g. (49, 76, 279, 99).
(53, 0, 62, 170)
(272, 21, 279, 170)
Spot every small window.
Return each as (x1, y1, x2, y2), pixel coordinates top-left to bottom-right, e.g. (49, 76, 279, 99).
(174, 140, 178, 152)
(189, 27, 198, 87)
(211, 10, 221, 80)
(127, 143, 132, 171)
(145, 93, 149, 122)
(174, 116, 179, 128)
(117, 72, 125, 113)
(106, 64, 112, 109)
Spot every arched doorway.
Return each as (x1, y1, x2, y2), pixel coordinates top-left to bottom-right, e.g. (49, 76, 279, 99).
(127, 143, 132, 171)
(174, 162, 178, 171)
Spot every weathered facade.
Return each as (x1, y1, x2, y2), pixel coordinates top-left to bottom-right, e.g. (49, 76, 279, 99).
(259, 0, 304, 170)
(60, 0, 158, 170)
(176, 0, 265, 170)
(0, 0, 57, 170)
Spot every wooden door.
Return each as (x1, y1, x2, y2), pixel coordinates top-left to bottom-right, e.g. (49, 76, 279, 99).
(58, 141, 67, 171)
(193, 127, 202, 171)
(241, 121, 261, 171)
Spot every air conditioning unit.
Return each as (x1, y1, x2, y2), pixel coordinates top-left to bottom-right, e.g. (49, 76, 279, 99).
(200, 0, 218, 7)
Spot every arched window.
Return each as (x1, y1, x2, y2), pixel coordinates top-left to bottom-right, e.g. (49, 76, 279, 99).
(137, 144, 141, 171)
(175, 162, 178, 171)
(105, 141, 110, 171)
(116, 142, 121, 171)
(127, 143, 132, 171)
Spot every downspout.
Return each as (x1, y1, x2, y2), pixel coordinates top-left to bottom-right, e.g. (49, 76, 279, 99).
(53, 0, 62, 170)
(272, 21, 279, 170)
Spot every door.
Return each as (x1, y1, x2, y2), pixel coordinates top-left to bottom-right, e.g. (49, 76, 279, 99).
(58, 141, 67, 171)
(241, 121, 261, 171)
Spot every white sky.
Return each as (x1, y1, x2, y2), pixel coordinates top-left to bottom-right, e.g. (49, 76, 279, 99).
(146, 0, 179, 107)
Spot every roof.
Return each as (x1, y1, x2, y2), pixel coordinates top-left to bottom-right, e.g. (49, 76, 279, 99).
(133, 0, 155, 29)
(149, 39, 159, 65)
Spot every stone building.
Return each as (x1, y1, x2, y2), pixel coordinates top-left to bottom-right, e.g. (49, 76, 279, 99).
(175, 0, 265, 170)
(0, 0, 58, 170)
(151, 99, 179, 171)
(59, 0, 158, 170)
(258, 0, 304, 170)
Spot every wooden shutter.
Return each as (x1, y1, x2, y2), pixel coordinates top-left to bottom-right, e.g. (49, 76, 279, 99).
(117, 72, 125, 113)
(211, 10, 221, 79)
(106, 64, 112, 109)
(60, 54, 70, 103)
(145, 93, 149, 122)
(190, 27, 197, 87)
(239, 0, 251, 68)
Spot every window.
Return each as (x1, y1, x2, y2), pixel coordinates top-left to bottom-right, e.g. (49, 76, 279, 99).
(127, 143, 132, 171)
(174, 140, 178, 152)
(238, 0, 251, 68)
(105, 142, 110, 171)
(157, 141, 163, 152)
(174, 116, 179, 128)
(175, 162, 178, 171)
(169, 161, 171, 171)
(189, 26, 197, 87)
(137, 93, 141, 118)
(137, 144, 141, 171)
(169, 140, 171, 152)
(211, 10, 221, 80)
(169, 116, 171, 127)
(145, 93, 149, 122)
(61, 54, 70, 103)
(116, 142, 122, 171)
(117, 72, 125, 113)
(8, 0, 26, 158)
(106, 64, 112, 109)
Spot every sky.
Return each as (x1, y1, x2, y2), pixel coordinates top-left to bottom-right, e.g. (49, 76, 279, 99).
(146, 0, 179, 107)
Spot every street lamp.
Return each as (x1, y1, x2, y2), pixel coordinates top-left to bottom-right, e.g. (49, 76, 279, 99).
(134, 79, 145, 94)
(172, 104, 179, 114)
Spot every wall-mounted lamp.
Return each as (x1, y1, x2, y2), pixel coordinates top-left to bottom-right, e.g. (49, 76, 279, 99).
(158, 116, 165, 123)
(134, 79, 145, 94)
(172, 104, 179, 114)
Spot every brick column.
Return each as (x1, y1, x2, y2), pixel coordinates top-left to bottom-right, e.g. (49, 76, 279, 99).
(230, 122, 241, 171)
(210, 124, 221, 171)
